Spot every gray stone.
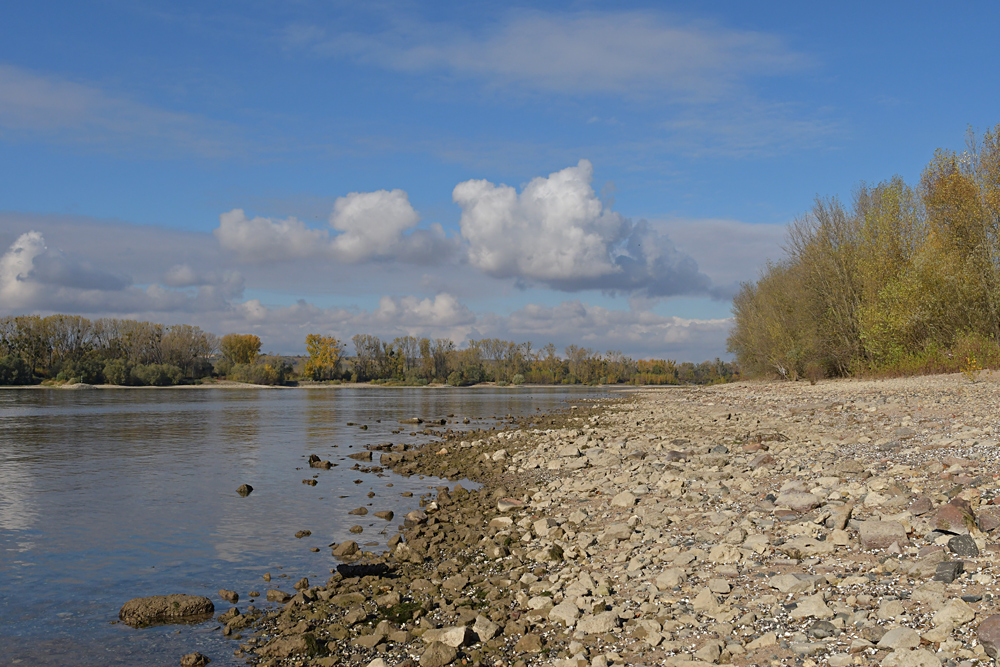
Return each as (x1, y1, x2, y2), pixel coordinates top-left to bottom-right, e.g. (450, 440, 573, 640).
(947, 534, 979, 558)
(978, 614, 1000, 658)
(933, 561, 964, 583)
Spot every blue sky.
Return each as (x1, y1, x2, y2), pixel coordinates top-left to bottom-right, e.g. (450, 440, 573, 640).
(2, 1, 998, 360)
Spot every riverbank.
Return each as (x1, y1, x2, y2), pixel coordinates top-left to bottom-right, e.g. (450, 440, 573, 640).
(231, 373, 1000, 666)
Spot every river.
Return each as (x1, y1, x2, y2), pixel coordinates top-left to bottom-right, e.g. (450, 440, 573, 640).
(0, 386, 605, 666)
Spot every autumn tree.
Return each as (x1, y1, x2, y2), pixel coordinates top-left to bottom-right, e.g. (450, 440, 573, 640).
(303, 334, 342, 380)
(220, 334, 262, 365)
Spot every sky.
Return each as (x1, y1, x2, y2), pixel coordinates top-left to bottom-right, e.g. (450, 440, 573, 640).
(2, 1, 999, 361)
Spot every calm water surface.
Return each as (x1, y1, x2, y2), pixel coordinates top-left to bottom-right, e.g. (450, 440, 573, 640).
(0, 386, 604, 666)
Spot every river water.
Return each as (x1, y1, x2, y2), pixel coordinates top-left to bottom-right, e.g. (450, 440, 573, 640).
(0, 386, 603, 666)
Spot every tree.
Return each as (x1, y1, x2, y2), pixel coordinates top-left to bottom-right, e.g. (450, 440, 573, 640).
(220, 334, 262, 365)
(304, 334, 342, 380)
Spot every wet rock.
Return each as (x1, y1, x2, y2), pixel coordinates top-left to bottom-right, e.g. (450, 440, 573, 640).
(349, 507, 369, 515)
(332, 541, 359, 558)
(374, 510, 394, 520)
(118, 594, 214, 628)
(236, 484, 253, 497)
(350, 525, 364, 533)
(266, 589, 291, 603)
(180, 652, 210, 667)
(348, 452, 373, 462)
(295, 530, 311, 538)
(218, 589, 238, 604)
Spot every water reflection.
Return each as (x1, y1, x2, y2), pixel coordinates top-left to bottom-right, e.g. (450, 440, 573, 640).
(0, 386, 606, 666)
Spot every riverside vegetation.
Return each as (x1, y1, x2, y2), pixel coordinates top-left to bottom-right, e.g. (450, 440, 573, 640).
(729, 125, 1000, 381)
(133, 373, 1000, 667)
(0, 315, 735, 387)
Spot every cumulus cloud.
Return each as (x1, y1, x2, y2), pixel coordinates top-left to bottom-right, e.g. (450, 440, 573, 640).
(455, 159, 713, 296)
(215, 190, 456, 264)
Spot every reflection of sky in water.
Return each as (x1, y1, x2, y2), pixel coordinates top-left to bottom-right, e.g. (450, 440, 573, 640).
(0, 386, 606, 666)
(0, 464, 36, 532)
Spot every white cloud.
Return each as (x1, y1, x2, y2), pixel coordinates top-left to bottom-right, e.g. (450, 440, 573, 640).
(214, 190, 457, 264)
(0, 64, 237, 156)
(455, 159, 713, 296)
(312, 11, 806, 101)
(214, 209, 329, 262)
(330, 189, 419, 256)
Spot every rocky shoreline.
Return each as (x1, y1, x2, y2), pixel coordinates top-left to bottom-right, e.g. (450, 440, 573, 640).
(210, 374, 1000, 667)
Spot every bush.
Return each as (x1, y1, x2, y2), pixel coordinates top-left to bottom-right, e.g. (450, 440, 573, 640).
(446, 371, 464, 386)
(54, 358, 106, 384)
(511, 374, 525, 385)
(131, 364, 183, 386)
(228, 357, 291, 385)
(103, 359, 133, 385)
(0, 355, 34, 385)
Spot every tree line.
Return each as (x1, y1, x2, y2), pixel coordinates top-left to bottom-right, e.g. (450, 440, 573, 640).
(0, 314, 736, 386)
(729, 124, 1000, 379)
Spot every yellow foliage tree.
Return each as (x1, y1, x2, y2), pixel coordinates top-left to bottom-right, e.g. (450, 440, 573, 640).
(304, 334, 342, 380)
(220, 334, 261, 365)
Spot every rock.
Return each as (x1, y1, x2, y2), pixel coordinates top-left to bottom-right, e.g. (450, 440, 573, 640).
(576, 611, 620, 634)
(880, 648, 942, 667)
(789, 593, 833, 619)
(332, 541, 359, 558)
(808, 620, 838, 639)
(473, 615, 500, 641)
(598, 523, 632, 544)
(266, 589, 291, 603)
(775, 491, 821, 512)
(294, 530, 311, 538)
(349, 525, 363, 533)
(978, 614, 1000, 658)
(694, 639, 723, 663)
(497, 498, 523, 512)
(655, 568, 686, 589)
(218, 589, 238, 604)
(746, 632, 777, 650)
(933, 561, 964, 583)
(947, 534, 979, 557)
(374, 510, 394, 520)
(258, 633, 322, 658)
(421, 626, 474, 648)
(514, 633, 544, 653)
(769, 573, 820, 594)
(180, 653, 210, 667)
(611, 491, 637, 507)
(779, 536, 833, 558)
(349, 507, 368, 515)
(236, 484, 253, 497)
(420, 642, 457, 667)
(549, 600, 580, 626)
(877, 627, 920, 649)
(859, 520, 909, 549)
(118, 594, 215, 628)
(934, 502, 974, 534)
(932, 599, 975, 627)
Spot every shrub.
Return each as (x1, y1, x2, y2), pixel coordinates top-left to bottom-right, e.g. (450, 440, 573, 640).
(104, 359, 133, 385)
(0, 355, 33, 385)
(131, 364, 183, 386)
(228, 357, 291, 385)
(511, 374, 525, 385)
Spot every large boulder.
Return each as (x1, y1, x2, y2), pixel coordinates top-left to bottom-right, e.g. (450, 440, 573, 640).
(119, 594, 214, 628)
